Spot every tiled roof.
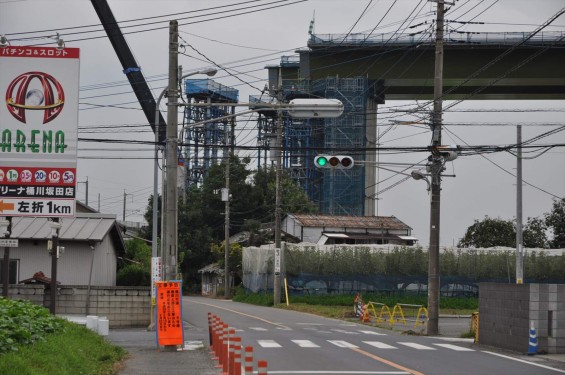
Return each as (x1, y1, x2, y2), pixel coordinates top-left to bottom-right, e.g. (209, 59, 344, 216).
(290, 214, 411, 230)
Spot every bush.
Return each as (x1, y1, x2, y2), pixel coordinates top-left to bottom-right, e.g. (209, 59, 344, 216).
(116, 264, 150, 286)
(0, 298, 63, 353)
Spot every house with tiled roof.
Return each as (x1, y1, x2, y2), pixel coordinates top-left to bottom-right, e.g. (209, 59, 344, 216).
(281, 213, 418, 246)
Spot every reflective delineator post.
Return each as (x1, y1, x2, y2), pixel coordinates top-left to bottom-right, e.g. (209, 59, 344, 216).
(528, 320, 538, 355)
(257, 360, 268, 375)
(233, 338, 242, 375)
(229, 335, 241, 375)
(208, 313, 214, 350)
(225, 328, 235, 374)
(244, 346, 254, 375)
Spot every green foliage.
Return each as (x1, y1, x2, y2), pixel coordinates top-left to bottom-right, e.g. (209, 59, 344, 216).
(232, 286, 273, 306)
(545, 198, 565, 248)
(283, 245, 565, 283)
(0, 316, 125, 374)
(116, 238, 152, 286)
(458, 217, 516, 248)
(0, 298, 63, 353)
(117, 264, 150, 286)
(211, 242, 243, 277)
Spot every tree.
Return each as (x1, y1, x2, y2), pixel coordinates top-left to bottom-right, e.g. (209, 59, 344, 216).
(458, 215, 550, 249)
(458, 217, 515, 248)
(545, 198, 565, 248)
(523, 217, 548, 248)
(142, 156, 319, 290)
(117, 238, 151, 286)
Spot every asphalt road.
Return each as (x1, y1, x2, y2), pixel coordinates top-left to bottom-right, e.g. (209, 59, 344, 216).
(184, 296, 565, 375)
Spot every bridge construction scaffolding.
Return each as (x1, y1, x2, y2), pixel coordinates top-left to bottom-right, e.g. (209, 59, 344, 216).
(183, 79, 239, 191)
(257, 64, 369, 215)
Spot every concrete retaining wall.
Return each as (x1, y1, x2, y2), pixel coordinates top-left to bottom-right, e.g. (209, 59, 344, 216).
(479, 283, 565, 354)
(1, 284, 151, 328)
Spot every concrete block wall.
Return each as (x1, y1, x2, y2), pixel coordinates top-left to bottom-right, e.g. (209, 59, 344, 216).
(3, 284, 150, 328)
(0, 284, 45, 305)
(479, 283, 565, 354)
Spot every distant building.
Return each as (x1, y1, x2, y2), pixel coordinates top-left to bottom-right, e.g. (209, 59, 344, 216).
(2, 202, 125, 286)
(282, 213, 417, 246)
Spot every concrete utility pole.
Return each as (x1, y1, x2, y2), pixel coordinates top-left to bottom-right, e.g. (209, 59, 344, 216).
(49, 218, 61, 314)
(516, 125, 524, 284)
(164, 20, 179, 281)
(223, 118, 232, 298)
(1, 217, 12, 298)
(273, 81, 283, 305)
(427, 0, 448, 336)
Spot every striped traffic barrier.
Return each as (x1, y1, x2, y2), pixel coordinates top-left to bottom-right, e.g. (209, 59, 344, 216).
(224, 328, 235, 374)
(528, 320, 538, 355)
(229, 336, 241, 375)
(233, 338, 242, 375)
(257, 360, 268, 375)
(244, 346, 254, 375)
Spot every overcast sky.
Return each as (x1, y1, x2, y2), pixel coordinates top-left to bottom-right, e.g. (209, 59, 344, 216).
(2, 0, 564, 246)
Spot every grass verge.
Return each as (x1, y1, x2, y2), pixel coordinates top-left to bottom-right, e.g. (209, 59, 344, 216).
(0, 318, 126, 375)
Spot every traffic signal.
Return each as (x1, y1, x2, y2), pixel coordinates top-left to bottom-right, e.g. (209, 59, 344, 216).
(314, 155, 354, 169)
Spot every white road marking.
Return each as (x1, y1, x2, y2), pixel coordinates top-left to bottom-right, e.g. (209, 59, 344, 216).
(332, 328, 360, 334)
(292, 340, 320, 348)
(363, 341, 397, 349)
(434, 343, 474, 351)
(261, 372, 409, 374)
(483, 351, 565, 374)
(249, 327, 268, 331)
(257, 339, 282, 348)
(262, 372, 409, 374)
(359, 330, 387, 336)
(328, 340, 359, 348)
(397, 342, 436, 350)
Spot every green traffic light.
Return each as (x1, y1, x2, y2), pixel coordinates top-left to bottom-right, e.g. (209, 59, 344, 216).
(316, 156, 328, 167)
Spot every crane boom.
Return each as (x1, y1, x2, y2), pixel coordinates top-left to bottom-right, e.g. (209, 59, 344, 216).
(91, 0, 166, 142)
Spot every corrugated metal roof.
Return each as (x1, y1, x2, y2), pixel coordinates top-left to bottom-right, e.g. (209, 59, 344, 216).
(10, 214, 119, 241)
(290, 214, 411, 230)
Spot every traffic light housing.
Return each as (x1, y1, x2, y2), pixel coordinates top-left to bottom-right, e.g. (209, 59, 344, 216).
(314, 155, 354, 169)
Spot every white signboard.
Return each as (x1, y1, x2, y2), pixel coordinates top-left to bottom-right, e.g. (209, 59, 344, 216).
(0, 46, 80, 217)
(274, 247, 281, 275)
(0, 238, 18, 247)
(151, 256, 163, 305)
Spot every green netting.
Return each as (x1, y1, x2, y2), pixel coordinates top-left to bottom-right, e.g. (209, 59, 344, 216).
(242, 244, 565, 295)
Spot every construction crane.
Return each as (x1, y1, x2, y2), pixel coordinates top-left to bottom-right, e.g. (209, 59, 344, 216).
(90, 0, 166, 142)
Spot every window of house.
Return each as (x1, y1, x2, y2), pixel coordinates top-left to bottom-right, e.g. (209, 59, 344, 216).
(0, 259, 19, 284)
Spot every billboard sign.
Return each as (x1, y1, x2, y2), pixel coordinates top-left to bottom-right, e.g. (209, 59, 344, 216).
(0, 46, 80, 217)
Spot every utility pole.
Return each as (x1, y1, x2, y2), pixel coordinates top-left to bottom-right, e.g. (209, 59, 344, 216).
(1, 217, 12, 298)
(273, 79, 283, 305)
(223, 117, 231, 298)
(516, 125, 524, 284)
(49, 218, 61, 314)
(122, 190, 132, 221)
(427, 0, 448, 336)
(164, 20, 179, 281)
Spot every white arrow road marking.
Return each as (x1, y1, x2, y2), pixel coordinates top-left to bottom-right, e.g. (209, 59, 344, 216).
(363, 341, 398, 349)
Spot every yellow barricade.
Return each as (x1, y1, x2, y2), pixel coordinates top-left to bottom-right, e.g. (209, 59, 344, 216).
(366, 301, 393, 325)
(471, 312, 479, 343)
